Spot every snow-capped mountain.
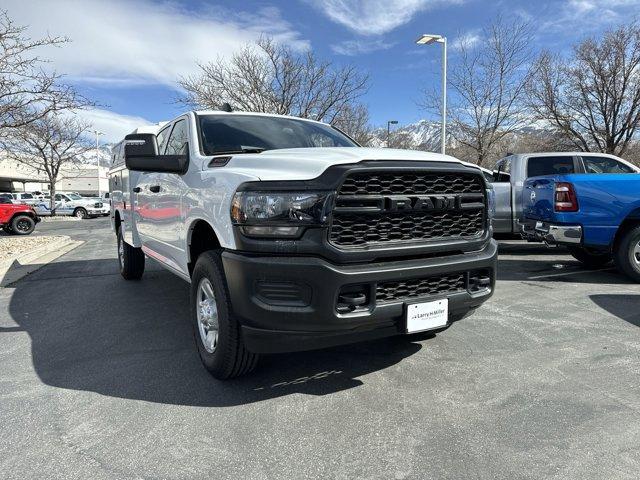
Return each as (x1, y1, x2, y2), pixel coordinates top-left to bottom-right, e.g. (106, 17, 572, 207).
(75, 145, 114, 168)
(370, 119, 553, 151)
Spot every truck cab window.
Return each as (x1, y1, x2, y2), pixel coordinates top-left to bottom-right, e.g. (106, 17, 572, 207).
(165, 119, 188, 155)
(156, 125, 172, 154)
(582, 156, 634, 174)
(527, 156, 575, 177)
(493, 159, 511, 182)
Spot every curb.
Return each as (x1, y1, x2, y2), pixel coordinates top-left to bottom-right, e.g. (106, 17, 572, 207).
(0, 236, 84, 287)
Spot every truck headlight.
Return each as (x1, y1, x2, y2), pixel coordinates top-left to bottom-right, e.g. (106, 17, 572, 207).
(230, 191, 331, 238)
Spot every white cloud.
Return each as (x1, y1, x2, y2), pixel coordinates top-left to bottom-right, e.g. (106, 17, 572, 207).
(331, 39, 395, 56)
(307, 0, 465, 36)
(69, 108, 154, 144)
(543, 0, 640, 31)
(451, 30, 481, 52)
(3, 0, 308, 87)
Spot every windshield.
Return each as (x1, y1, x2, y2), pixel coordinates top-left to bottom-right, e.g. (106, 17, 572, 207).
(197, 114, 357, 156)
(67, 194, 82, 200)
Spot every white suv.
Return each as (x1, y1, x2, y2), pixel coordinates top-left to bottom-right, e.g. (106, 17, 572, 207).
(109, 110, 497, 379)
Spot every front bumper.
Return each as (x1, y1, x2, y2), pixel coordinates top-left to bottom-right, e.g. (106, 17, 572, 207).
(86, 207, 110, 216)
(520, 220, 582, 245)
(222, 239, 498, 354)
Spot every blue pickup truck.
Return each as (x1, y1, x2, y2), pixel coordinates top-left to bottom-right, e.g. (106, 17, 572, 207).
(521, 157, 640, 281)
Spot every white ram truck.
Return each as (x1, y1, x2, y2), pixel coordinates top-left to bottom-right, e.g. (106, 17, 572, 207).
(109, 111, 497, 379)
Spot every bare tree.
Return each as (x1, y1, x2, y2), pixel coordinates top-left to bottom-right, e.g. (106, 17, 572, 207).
(332, 103, 374, 145)
(0, 11, 86, 138)
(1, 113, 92, 213)
(528, 23, 640, 156)
(178, 37, 369, 124)
(422, 18, 533, 166)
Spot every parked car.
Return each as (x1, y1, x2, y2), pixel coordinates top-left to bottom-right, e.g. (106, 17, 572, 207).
(491, 152, 639, 234)
(109, 110, 498, 379)
(12, 192, 40, 205)
(0, 196, 40, 235)
(522, 168, 640, 281)
(35, 192, 110, 218)
(0, 193, 17, 204)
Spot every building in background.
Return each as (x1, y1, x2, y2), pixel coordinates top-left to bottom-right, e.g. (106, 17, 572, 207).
(0, 155, 109, 195)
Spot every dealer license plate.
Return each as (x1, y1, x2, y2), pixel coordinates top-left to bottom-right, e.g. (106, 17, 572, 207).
(406, 299, 449, 333)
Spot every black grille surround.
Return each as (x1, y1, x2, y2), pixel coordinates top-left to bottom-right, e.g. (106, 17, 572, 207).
(329, 170, 487, 249)
(375, 269, 491, 304)
(377, 273, 466, 303)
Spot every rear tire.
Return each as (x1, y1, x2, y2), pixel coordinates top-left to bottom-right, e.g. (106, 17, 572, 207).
(614, 225, 640, 282)
(10, 215, 35, 235)
(190, 250, 258, 380)
(117, 227, 144, 280)
(568, 246, 612, 268)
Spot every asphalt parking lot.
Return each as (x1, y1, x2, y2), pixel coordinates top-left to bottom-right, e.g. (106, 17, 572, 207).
(1, 218, 639, 479)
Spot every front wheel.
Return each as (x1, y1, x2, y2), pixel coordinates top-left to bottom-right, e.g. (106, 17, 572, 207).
(615, 225, 640, 282)
(190, 251, 258, 379)
(567, 246, 612, 268)
(10, 215, 36, 235)
(117, 227, 144, 280)
(73, 207, 88, 219)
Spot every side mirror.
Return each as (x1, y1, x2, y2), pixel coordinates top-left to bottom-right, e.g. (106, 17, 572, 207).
(124, 133, 189, 174)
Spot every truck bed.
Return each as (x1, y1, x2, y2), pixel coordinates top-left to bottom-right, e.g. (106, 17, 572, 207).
(523, 173, 640, 247)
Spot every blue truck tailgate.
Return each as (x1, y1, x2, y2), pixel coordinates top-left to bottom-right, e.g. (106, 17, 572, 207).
(523, 173, 640, 247)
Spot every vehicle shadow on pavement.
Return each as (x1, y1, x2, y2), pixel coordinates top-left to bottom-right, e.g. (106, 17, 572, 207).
(497, 241, 567, 256)
(497, 258, 632, 284)
(2, 259, 423, 407)
(590, 294, 640, 327)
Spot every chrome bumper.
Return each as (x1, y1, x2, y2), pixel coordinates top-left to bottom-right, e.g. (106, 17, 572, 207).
(520, 221, 582, 245)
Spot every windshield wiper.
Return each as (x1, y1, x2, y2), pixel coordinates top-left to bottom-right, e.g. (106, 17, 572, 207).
(210, 146, 267, 155)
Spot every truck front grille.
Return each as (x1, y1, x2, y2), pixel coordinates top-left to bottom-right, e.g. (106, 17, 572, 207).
(376, 273, 466, 303)
(329, 171, 486, 248)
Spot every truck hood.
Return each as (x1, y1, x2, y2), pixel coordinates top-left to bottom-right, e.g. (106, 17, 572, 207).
(218, 147, 463, 181)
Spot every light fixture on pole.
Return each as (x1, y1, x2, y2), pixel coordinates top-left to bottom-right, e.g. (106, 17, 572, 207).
(416, 33, 447, 155)
(387, 120, 398, 147)
(93, 130, 105, 197)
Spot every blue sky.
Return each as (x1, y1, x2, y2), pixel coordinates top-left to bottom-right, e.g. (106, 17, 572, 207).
(5, 0, 640, 142)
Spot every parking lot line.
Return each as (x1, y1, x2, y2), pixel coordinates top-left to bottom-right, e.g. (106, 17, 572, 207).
(528, 267, 616, 280)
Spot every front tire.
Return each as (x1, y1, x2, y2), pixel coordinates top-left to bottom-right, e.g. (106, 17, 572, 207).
(10, 215, 35, 235)
(73, 207, 88, 219)
(615, 225, 640, 282)
(190, 251, 258, 379)
(117, 227, 144, 280)
(568, 246, 612, 268)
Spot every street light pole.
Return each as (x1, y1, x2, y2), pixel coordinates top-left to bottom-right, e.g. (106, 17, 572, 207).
(440, 37, 447, 155)
(93, 130, 105, 197)
(416, 34, 447, 155)
(387, 120, 398, 147)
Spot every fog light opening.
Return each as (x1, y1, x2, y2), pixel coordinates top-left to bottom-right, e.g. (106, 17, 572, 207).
(337, 285, 370, 313)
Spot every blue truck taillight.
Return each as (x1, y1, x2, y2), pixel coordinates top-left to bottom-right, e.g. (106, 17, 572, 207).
(554, 182, 579, 212)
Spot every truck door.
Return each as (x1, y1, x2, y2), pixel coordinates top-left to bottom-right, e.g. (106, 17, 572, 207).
(492, 158, 513, 233)
(55, 194, 73, 215)
(152, 118, 188, 272)
(134, 124, 172, 252)
(134, 119, 188, 274)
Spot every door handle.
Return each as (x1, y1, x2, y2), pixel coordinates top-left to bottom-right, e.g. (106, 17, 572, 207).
(133, 187, 141, 193)
(149, 185, 161, 193)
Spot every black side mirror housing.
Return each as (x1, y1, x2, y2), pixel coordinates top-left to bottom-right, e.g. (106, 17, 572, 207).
(124, 133, 189, 174)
